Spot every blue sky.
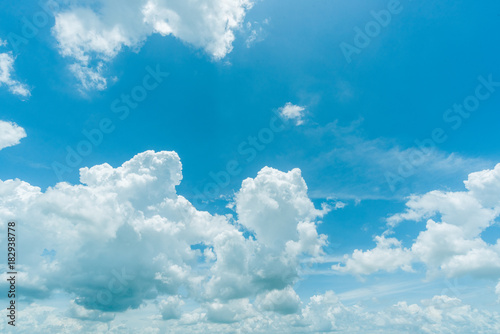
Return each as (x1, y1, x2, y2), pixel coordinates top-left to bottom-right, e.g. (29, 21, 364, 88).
(1, 0, 500, 332)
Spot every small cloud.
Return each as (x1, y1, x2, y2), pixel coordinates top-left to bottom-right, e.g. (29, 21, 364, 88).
(326, 197, 347, 210)
(245, 19, 269, 48)
(279, 102, 306, 126)
(0, 120, 27, 150)
(0, 52, 31, 98)
(334, 201, 347, 210)
(69, 62, 107, 92)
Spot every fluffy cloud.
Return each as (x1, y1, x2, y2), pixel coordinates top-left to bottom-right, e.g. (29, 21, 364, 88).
(52, 0, 254, 90)
(200, 166, 330, 303)
(6, 293, 500, 333)
(383, 295, 500, 334)
(0, 150, 328, 325)
(158, 295, 184, 320)
(3, 150, 499, 332)
(235, 166, 328, 248)
(0, 52, 30, 97)
(298, 293, 500, 334)
(205, 298, 255, 324)
(256, 286, 301, 315)
(464, 163, 500, 208)
(335, 163, 500, 280)
(0, 120, 27, 150)
(278, 102, 306, 125)
(333, 236, 413, 276)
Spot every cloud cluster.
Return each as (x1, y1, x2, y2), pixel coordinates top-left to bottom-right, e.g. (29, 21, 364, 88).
(0, 120, 27, 150)
(335, 163, 500, 280)
(51, 0, 254, 90)
(0, 52, 30, 97)
(0, 150, 327, 323)
(1, 151, 500, 332)
(4, 293, 500, 333)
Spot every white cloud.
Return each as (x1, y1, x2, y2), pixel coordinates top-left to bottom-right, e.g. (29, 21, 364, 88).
(52, 0, 254, 90)
(298, 292, 500, 334)
(245, 19, 269, 48)
(464, 163, 500, 208)
(256, 286, 301, 315)
(383, 295, 500, 334)
(387, 190, 496, 236)
(205, 299, 255, 324)
(0, 150, 328, 323)
(0, 120, 27, 150)
(69, 62, 108, 92)
(333, 236, 413, 276)
(333, 200, 347, 209)
(0, 52, 30, 97)
(198, 166, 330, 302)
(278, 102, 306, 125)
(205, 167, 329, 301)
(66, 300, 115, 322)
(335, 163, 500, 280)
(235, 166, 328, 248)
(2, 150, 500, 332)
(159, 296, 184, 320)
(7, 293, 500, 333)
(301, 292, 500, 333)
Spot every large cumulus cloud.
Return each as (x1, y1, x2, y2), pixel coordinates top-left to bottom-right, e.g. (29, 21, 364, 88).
(0, 150, 328, 323)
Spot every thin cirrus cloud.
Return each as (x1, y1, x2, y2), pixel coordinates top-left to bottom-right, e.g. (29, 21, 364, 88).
(301, 120, 491, 200)
(0, 120, 27, 150)
(51, 0, 255, 91)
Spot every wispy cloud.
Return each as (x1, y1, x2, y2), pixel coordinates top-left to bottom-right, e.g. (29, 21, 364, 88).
(301, 121, 491, 200)
(0, 52, 30, 97)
